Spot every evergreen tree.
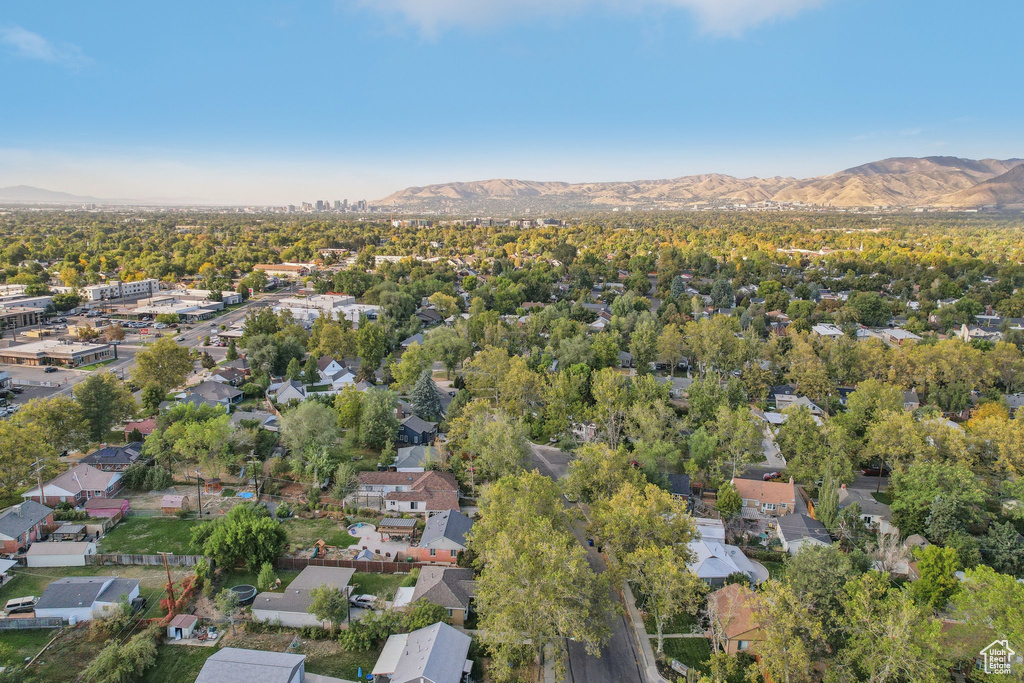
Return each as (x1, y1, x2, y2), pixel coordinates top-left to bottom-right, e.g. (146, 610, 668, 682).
(303, 355, 320, 384)
(816, 458, 840, 532)
(285, 357, 302, 381)
(410, 368, 443, 421)
(226, 338, 238, 361)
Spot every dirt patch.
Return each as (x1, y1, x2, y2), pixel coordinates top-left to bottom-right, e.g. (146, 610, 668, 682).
(221, 625, 295, 652)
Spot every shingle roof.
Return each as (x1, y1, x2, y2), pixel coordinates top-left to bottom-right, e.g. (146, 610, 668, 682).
(252, 566, 355, 615)
(80, 442, 143, 467)
(388, 622, 472, 683)
(0, 501, 52, 540)
(195, 648, 306, 683)
(26, 464, 118, 497)
(357, 471, 460, 511)
(777, 513, 832, 545)
(411, 567, 476, 611)
(189, 380, 242, 401)
(34, 577, 138, 610)
(420, 510, 473, 548)
(708, 583, 760, 640)
(731, 477, 796, 508)
(401, 415, 437, 435)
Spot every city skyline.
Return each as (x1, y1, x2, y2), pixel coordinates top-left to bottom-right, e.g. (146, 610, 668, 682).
(2, 1, 1022, 204)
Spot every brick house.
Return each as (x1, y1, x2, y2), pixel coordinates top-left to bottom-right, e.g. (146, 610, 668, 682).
(356, 471, 460, 514)
(730, 477, 796, 518)
(21, 464, 123, 507)
(406, 510, 473, 565)
(0, 501, 54, 553)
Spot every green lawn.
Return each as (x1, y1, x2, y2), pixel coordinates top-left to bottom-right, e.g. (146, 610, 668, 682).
(300, 641, 382, 680)
(643, 610, 699, 635)
(871, 491, 893, 505)
(142, 643, 220, 683)
(281, 517, 360, 550)
(350, 572, 406, 599)
(79, 358, 118, 370)
(218, 568, 301, 592)
(0, 629, 57, 670)
(761, 560, 787, 580)
(661, 638, 712, 674)
(98, 516, 204, 555)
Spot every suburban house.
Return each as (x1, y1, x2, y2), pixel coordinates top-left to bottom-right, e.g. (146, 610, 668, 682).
(25, 541, 98, 567)
(183, 381, 243, 408)
(252, 566, 355, 628)
(694, 517, 727, 542)
(268, 378, 308, 404)
(707, 583, 764, 655)
(0, 501, 54, 553)
(210, 367, 247, 386)
(196, 648, 308, 683)
(83, 497, 130, 518)
(409, 567, 476, 627)
(22, 464, 123, 506)
(79, 441, 145, 472)
(664, 473, 693, 509)
(730, 477, 797, 519)
(356, 471, 460, 514)
(687, 539, 762, 586)
(394, 444, 441, 472)
(122, 418, 157, 439)
(317, 356, 356, 388)
(838, 484, 897, 535)
(776, 513, 833, 555)
(398, 415, 438, 445)
(33, 576, 140, 621)
(903, 390, 921, 411)
(372, 622, 473, 683)
(408, 510, 473, 565)
(230, 409, 281, 432)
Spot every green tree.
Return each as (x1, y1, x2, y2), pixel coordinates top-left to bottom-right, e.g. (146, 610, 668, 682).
(629, 318, 658, 374)
(911, 545, 960, 612)
(303, 355, 320, 383)
(424, 327, 472, 379)
(359, 388, 399, 449)
(73, 372, 136, 441)
(391, 341, 432, 389)
(590, 367, 629, 449)
(285, 356, 302, 381)
(216, 587, 241, 634)
(404, 600, 451, 630)
(225, 338, 238, 361)
(713, 405, 762, 480)
(591, 482, 697, 566)
(410, 368, 444, 421)
(983, 521, 1024, 577)
(889, 462, 984, 537)
(625, 544, 707, 653)
(334, 385, 363, 429)
(565, 442, 645, 504)
(131, 336, 193, 391)
(656, 324, 685, 376)
(257, 561, 278, 592)
(308, 584, 350, 632)
(749, 579, 826, 683)
(715, 482, 742, 518)
(785, 545, 857, 648)
(192, 503, 287, 572)
(464, 410, 530, 482)
(141, 382, 164, 414)
(82, 627, 158, 683)
(355, 321, 390, 380)
(11, 396, 88, 454)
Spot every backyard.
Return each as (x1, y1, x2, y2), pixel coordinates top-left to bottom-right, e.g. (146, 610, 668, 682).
(142, 644, 219, 683)
(98, 516, 204, 555)
(281, 516, 360, 550)
(662, 637, 713, 675)
(349, 572, 407, 599)
(0, 566, 176, 619)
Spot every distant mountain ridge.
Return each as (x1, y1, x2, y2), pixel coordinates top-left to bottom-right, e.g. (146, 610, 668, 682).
(0, 185, 102, 204)
(376, 156, 1024, 211)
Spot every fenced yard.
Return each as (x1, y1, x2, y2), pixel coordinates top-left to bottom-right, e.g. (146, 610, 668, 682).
(98, 516, 204, 555)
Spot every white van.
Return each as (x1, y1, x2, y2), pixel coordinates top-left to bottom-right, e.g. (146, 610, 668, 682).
(4, 596, 37, 614)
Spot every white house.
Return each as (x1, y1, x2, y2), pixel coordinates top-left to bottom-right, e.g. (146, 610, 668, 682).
(687, 540, 762, 587)
(373, 622, 473, 683)
(251, 566, 354, 629)
(775, 514, 832, 555)
(25, 541, 97, 567)
(196, 648, 308, 683)
(34, 576, 139, 621)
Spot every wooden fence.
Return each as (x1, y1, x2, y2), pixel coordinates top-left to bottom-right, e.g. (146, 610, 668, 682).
(0, 617, 63, 630)
(275, 556, 422, 573)
(87, 553, 206, 567)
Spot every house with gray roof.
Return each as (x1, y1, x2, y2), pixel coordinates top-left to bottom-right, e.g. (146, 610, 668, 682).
(0, 500, 54, 553)
(34, 576, 140, 621)
(372, 622, 473, 683)
(184, 380, 243, 408)
(838, 484, 896, 535)
(230, 410, 281, 432)
(410, 510, 473, 565)
(776, 513, 832, 555)
(251, 565, 355, 628)
(398, 415, 437, 445)
(80, 441, 145, 472)
(409, 567, 476, 626)
(195, 647, 308, 683)
(394, 444, 443, 472)
(21, 464, 122, 507)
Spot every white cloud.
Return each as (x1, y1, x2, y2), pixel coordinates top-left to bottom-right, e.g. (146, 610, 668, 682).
(0, 25, 90, 69)
(354, 0, 823, 37)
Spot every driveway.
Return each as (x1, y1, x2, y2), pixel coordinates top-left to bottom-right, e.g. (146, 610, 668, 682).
(529, 444, 644, 683)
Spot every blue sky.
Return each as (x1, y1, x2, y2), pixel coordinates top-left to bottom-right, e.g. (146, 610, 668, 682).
(0, 1, 1021, 204)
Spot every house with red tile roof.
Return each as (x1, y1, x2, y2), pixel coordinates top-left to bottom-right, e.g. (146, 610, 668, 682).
(356, 470, 460, 514)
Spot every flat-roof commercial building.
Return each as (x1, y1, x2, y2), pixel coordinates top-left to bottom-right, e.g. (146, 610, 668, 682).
(0, 339, 116, 367)
(162, 288, 243, 306)
(0, 306, 45, 330)
(134, 295, 224, 321)
(79, 279, 160, 303)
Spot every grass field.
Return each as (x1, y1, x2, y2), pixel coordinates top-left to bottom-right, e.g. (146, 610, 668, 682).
(350, 572, 407, 599)
(761, 560, 786, 580)
(281, 517, 360, 550)
(142, 643, 220, 683)
(218, 568, 301, 593)
(98, 516, 204, 555)
(643, 609, 699, 635)
(300, 639, 382, 679)
(0, 629, 56, 671)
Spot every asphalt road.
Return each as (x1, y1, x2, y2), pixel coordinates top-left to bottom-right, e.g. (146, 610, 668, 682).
(529, 443, 645, 683)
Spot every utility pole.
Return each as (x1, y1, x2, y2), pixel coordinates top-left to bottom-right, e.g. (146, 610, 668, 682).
(158, 552, 176, 612)
(247, 452, 259, 498)
(195, 469, 203, 517)
(30, 460, 45, 504)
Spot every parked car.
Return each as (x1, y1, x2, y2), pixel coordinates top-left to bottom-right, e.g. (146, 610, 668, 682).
(44, 366, 59, 373)
(349, 594, 378, 610)
(861, 465, 891, 477)
(4, 596, 36, 614)
(763, 471, 781, 481)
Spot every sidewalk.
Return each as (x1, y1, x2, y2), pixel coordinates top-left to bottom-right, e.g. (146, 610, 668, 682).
(621, 582, 670, 683)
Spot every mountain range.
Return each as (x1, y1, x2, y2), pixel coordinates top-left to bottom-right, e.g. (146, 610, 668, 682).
(376, 156, 1024, 212)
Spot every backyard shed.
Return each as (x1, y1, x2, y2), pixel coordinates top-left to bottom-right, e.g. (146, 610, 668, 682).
(167, 613, 199, 640)
(25, 541, 97, 567)
(160, 494, 190, 515)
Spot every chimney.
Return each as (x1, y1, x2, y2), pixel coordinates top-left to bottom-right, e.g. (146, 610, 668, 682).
(788, 476, 794, 484)
(840, 483, 847, 490)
